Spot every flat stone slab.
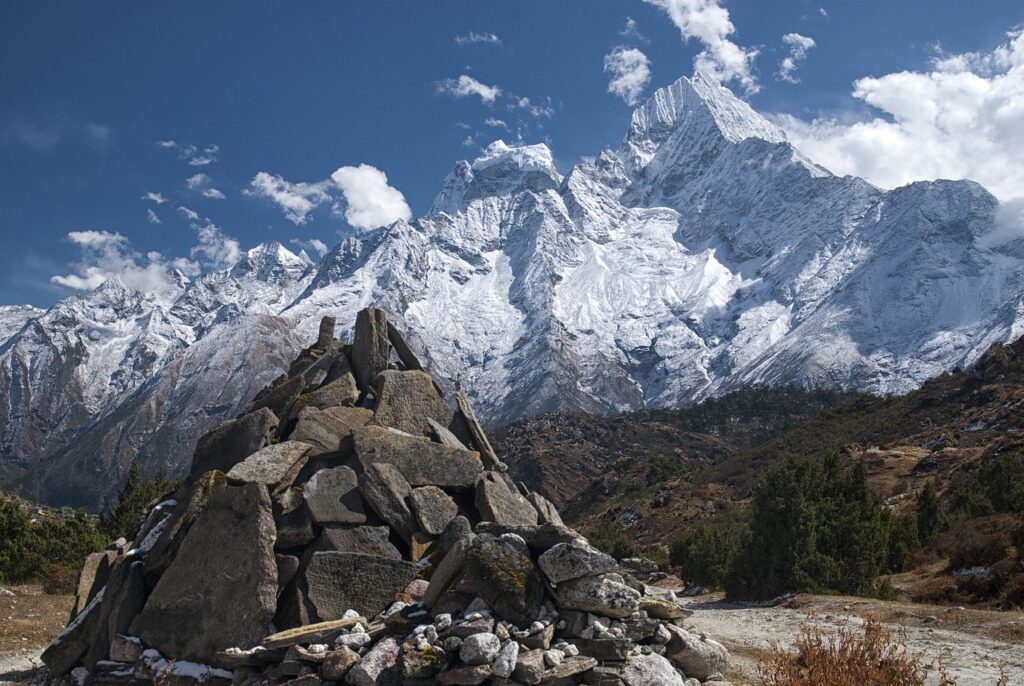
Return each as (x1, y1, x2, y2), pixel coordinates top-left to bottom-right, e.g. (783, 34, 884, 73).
(132, 483, 278, 663)
(351, 308, 391, 391)
(353, 425, 482, 489)
(537, 540, 616, 584)
(303, 466, 366, 525)
(410, 486, 458, 536)
(189, 408, 278, 480)
(462, 534, 544, 627)
(304, 552, 420, 621)
(476, 472, 538, 526)
(226, 441, 312, 494)
(314, 525, 401, 560)
(261, 617, 366, 649)
(371, 370, 453, 436)
(289, 406, 373, 454)
(359, 463, 417, 542)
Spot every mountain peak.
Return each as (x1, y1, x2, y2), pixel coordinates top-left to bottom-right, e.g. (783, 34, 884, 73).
(230, 241, 309, 283)
(429, 140, 562, 216)
(622, 72, 787, 173)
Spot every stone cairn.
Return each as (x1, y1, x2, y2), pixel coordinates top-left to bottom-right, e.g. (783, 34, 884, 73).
(43, 309, 732, 686)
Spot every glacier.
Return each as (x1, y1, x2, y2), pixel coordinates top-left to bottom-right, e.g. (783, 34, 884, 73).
(2, 72, 1022, 509)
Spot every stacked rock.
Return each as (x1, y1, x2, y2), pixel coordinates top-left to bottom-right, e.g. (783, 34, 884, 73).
(42, 309, 731, 686)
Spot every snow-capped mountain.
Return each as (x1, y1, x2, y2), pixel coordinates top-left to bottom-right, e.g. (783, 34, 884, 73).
(3, 72, 1022, 509)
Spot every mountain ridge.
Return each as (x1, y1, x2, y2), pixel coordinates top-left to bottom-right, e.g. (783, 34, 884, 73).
(2, 72, 1022, 509)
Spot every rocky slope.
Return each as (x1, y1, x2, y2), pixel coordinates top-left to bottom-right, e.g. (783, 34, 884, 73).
(4, 71, 1024, 508)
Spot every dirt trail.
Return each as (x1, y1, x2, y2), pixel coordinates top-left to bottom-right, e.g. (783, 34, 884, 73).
(680, 593, 1024, 686)
(0, 586, 72, 686)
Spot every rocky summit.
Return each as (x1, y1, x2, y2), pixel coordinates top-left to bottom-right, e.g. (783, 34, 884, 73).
(41, 309, 730, 686)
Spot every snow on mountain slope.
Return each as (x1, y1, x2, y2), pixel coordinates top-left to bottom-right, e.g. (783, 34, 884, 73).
(0, 305, 43, 345)
(3, 72, 1022, 508)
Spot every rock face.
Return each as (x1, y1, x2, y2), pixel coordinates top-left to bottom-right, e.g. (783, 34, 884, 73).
(43, 309, 725, 685)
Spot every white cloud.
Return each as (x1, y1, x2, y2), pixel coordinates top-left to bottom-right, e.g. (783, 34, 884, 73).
(462, 135, 476, 147)
(513, 96, 555, 119)
(142, 191, 167, 204)
(147, 208, 161, 224)
(291, 238, 329, 257)
(85, 123, 112, 148)
(157, 140, 219, 166)
(191, 222, 241, 269)
(776, 28, 1024, 202)
(186, 173, 210, 189)
(51, 230, 179, 293)
(247, 172, 332, 224)
(330, 164, 412, 231)
(202, 187, 226, 199)
(777, 32, 816, 83)
(177, 206, 200, 221)
(604, 46, 652, 105)
(437, 75, 502, 104)
(483, 117, 508, 129)
(620, 17, 648, 43)
(643, 0, 760, 94)
(455, 32, 501, 46)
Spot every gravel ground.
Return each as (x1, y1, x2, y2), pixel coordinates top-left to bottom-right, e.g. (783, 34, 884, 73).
(680, 593, 1024, 686)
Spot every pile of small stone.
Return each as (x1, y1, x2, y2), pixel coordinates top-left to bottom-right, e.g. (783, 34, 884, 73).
(42, 309, 732, 686)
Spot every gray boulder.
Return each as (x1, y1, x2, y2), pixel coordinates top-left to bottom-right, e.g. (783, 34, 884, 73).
(303, 466, 366, 525)
(462, 534, 544, 627)
(41, 586, 106, 676)
(556, 575, 641, 619)
(353, 426, 483, 489)
(621, 653, 684, 686)
(188, 408, 278, 480)
(132, 483, 278, 663)
(305, 552, 419, 621)
(314, 525, 402, 560)
(371, 370, 453, 435)
(664, 625, 729, 681)
(351, 308, 391, 392)
(345, 636, 400, 686)
(538, 540, 616, 584)
(475, 472, 538, 526)
(459, 632, 501, 665)
(225, 441, 312, 495)
(410, 485, 458, 536)
(359, 463, 418, 542)
(289, 406, 373, 454)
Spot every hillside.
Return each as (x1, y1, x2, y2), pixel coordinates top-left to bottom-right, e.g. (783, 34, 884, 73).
(496, 338, 1024, 607)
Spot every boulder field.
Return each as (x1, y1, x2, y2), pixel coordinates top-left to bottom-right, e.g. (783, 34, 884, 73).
(43, 309, 732, 686)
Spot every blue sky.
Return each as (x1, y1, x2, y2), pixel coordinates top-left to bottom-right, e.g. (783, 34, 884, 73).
(2, 1, 1022, 307)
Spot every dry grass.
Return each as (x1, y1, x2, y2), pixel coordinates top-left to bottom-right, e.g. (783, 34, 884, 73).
(758, 614, 1009, 686)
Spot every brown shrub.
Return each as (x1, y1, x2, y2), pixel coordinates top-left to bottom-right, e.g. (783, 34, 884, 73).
(42, 564, 79, 595)
(759, 615, 942, 686)
(937, 514, 1017, 570)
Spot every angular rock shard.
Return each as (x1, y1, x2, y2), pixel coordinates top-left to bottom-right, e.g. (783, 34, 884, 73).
(353, 425, 482, 489)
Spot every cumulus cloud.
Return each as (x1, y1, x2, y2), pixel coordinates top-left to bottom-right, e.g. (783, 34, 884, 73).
(202, 187, 226, 199)
(191, 222, 241, 270)
(51, 230, 179, 293)
(147, 209, 161, 225)
(777, 33, 815, 83)
(291, 238, 329, 257)
(157, 140, 220, 166)
(142, 191, 167, 204)
(330, 164, 412, 231)
(776, 28, 1024, 202)
(643, 0, 760, 93)
(620, 17, 648, 43)
(437, 75, 502, 104)
(455, 32, 501, 46)
(604, 46, 652, 105)
(186, 173, 209, 189)
(247, 172, 332, 224)
(177, 206, 200, 222)
(484, 117, 508, 129)
(512, 96, 555, 119)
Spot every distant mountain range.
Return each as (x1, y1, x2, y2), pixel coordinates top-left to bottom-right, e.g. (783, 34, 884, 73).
(3, 71, 1022, 509)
